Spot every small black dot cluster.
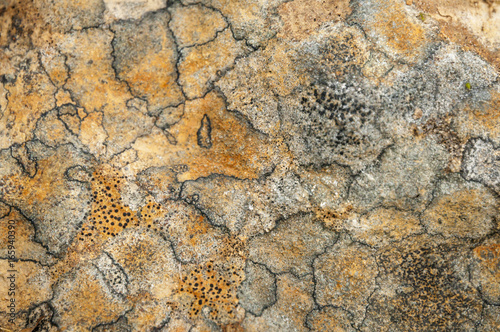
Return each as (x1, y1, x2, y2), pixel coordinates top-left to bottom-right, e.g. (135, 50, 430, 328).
(78, 168, 167, 242)
(376, 244, 482, 330)
(298, 82, 377, 159)
(178, 259, 243, 323)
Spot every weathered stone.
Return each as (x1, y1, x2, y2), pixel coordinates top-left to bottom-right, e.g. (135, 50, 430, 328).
(238, 261, 276, 316)
(2, 0, 499, 330)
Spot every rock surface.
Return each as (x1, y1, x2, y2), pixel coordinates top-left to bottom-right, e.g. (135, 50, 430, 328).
(0, 0, 499, 330)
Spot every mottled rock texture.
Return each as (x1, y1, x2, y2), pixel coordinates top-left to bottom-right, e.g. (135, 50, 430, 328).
(0, 0, 499, 331)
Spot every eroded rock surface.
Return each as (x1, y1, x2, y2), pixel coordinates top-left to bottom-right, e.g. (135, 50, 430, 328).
(0, 0, 499, 330)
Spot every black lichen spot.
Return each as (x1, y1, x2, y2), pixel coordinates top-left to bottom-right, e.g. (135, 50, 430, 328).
(197, 114, 212, 149)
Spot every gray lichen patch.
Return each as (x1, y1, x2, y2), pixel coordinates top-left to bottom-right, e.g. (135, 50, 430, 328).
(462, 138, 500, 194)
(242, 273, 315, 332)
(238, 261, 276, 316)
(349, 137, 448, 212)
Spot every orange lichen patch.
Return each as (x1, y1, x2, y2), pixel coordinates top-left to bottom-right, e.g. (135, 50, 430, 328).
(124, 293, 175, 331)
(0, 51, 56, 149)
(131, 91, 275, 181)
(0, 144, 92, 253)
(365, 0, 428, 63)
(219, 36, 309, 102)
(314, 241, 378, 323)
(58, 29, 130, 112)
(473, 242, 500, 302)
(176, 259, 244, 324)
(248, 214, 336, 276)
(222, 322, 245, 332)
(306, 307, 354, 332)
(474, 244, 500, 270)
(55, 89, 74, 107)
(277, 0, 351, 41)
(457, 91, 500, 141)
(58, 28, 155, 156)
(179, 29, 249, 99)
(347, 207, 422, 247)
(78, 167, 139, 244)
(422, 188, 497, 238)
(169, 3, 228, 48)
(79, 111, 108, 158)
(39, 47, 68, 88)
(242, 274, 314, 331)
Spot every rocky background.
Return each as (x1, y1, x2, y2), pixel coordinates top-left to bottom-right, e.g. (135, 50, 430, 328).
(0, 0, 499, 331)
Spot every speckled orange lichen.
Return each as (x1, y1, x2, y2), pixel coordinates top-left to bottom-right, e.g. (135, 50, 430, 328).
(177, 260, 243, 323)
(78, 167, 139, 243)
